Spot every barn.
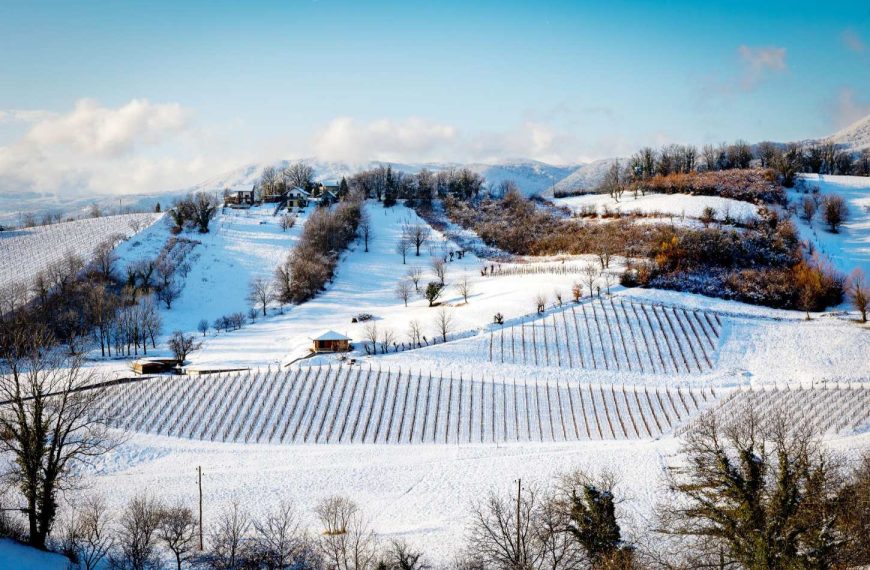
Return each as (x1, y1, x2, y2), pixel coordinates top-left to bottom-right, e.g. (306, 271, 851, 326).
(312, 331, 351, 353)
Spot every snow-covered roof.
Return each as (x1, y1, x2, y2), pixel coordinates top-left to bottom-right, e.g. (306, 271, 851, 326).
(313, 330, 350, 341)
(288, 186, 310, 196)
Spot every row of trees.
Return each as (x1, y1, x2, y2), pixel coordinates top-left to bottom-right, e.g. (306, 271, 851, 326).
(350, 165, 486, 206)
(273, 192, 364, 304)
(623, 141, 870, 187)
(169, 193, 219, 234)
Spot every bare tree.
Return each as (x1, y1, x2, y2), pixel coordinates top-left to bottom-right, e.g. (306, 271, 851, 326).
(158, 502, 198, 570)
(252, 501, 305, 569)
(434, 307, 453, 342)
(168, 330, 202, 364)
(431, 257, 446, 285)
(407, 266, 423, 293)
(456, 274, 473, 303)
(208, 501, 252, 570)
(316, 496, 378, 570)
(282, 161, 314, 191)
(359, 211, 373, 253)
(248, 275, 274, 316)
(822, 194, 848, 232)
(379, 328, 397, 353)
(406, 222, 431, 256)
(466, 484, 545, 569)
(197, 319, 209, 337)
(385, 539, 430, 570)
(111, 494, 163, 570)
(407, 320, 423, 347)
(582, 264, 598, 298)
(395, 279, 413, 307)
(364, 322, 379, 354)
(63, 495, 114, 570)
(396, 236, 411, 264)
(571, 282, 582, 303)
(91, 238, 119, 281)
(848, 268, 868, 322)
(0, 327, 115, 549)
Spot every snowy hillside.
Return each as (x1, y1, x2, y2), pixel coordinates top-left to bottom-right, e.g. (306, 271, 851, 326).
(0, 212, 161, 291)
(791, 174, 870, 278)
(549, 158, 616, 196)
(827, 113, 870, 150)
(556, 192, 759, 222)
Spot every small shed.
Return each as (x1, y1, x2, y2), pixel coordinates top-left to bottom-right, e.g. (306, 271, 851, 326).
(312, 330, 351, 353)
(131, 358, 180, 374)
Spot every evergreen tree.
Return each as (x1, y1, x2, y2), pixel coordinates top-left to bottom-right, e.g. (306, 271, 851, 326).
(338, 177, 349, 199)
(567, 483, 632, 565)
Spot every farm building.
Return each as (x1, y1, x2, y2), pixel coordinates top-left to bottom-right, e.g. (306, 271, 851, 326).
(131, 358, 181, 374)
(287, 187, 310, 208)
(224, 189, 255, 207)
(312, 330, 351, 353)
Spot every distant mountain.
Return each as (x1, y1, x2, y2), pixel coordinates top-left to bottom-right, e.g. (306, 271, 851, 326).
(827, 114, 870, 151)
(0, 157, 600, 225)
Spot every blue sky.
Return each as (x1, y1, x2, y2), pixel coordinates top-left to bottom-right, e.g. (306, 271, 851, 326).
(0, 0, 868, 195)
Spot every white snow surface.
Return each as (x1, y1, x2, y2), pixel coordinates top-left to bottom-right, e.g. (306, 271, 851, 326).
(0, 539, 68, 570)
(791, 174, 870, 278)
(555, 192, 759, 222)
(827, 113, 870, 150)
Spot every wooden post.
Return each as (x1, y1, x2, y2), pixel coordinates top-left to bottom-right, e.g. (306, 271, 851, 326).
(197, 466, 203, 551)
(515, 478, 522, 557)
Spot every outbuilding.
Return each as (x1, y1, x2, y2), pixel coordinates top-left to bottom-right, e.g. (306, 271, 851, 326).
(312, 330, 351, 353)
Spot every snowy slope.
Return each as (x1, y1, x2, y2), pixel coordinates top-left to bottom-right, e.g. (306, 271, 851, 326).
(0, 539, 68, 570)
(550, 158, 616, 196)
(827, 113, 870, 151)
(791, 174, 870, 278)
(555, 192, 759, 221)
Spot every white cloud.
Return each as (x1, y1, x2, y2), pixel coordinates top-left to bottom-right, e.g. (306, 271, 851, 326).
(841, 28, 865, 53)
(24, 98, 187, 157)
(309, 116, 632, 165)
(312, 117, 458, 163)
(0, 99, 226, 198)
(0, 109, 56, 124)
(737, 45, 787, 89)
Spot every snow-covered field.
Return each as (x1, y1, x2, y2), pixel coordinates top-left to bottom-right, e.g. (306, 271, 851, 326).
(112, 205, 305, 340)
(555, 192, 759, 222)
(791, 174, 870, 278)
(0, 212, 160, 290)
(38, 194, 866, 565)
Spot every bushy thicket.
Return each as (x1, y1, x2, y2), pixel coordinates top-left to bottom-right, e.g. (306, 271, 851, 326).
(274, 194, 363, 304)
(637, 168, 786, 205)
(445, 190, 843, 310)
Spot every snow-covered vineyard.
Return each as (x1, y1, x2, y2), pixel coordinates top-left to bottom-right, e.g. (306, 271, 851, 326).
(97, 366, 869, 446)
(486, 298, 722, 374)
(0, 212, 161, 289)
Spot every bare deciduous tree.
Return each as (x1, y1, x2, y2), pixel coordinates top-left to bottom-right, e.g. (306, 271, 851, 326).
(822, 194, 848, 232)
(396, 236, 411, 264)
(208, 501, 252, 570)
(158, 502, 198, 570)
(63, 495, 114, 570)
(168, 330, 202, 364)
(395, 279, 413, 307)
(248, 276, 274, 316)
(434, 307, 453, 342)
(407, 320, 423, 347)
(407, 266, 423, 293)
(456, 274, 473, 303)
(316, 496, 378, 570)
(279, 213, 296, 232)
(405, 222, 431, 256)
(582, 264, 599, 298)
(431, 258, 446, 285)
(848, 268, 868, 322)
(253, 501, 305, 569)
(364, 322, 379, 354)
(801, 195, 818, 224)
(111, 494, 163, 570)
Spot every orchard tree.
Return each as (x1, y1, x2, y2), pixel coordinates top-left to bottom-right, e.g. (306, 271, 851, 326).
(848, 268, 868, 322)
(395, 279, 413, 307)
(248, 276, 274, 317)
